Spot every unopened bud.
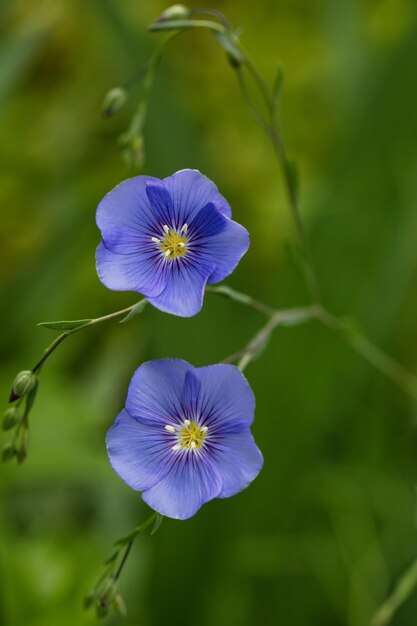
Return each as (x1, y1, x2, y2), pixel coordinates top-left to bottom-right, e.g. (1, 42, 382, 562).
(159, 4, 190, 21)
(2, 442, 16, 462)
(102, 87, 127, 118)
(10, 370, 36, 401)
(83, 590, 96, 610)
(113, 593, 127, 616)
(16, 446, 28, 464)
(2, 407, 20, 431)
(99, 579, 116, 605)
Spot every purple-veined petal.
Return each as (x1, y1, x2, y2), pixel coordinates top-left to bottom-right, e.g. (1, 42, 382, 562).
(145, 181, 176, 228)
(126, 359, 191, 426)
(163, 169, 232, 224)
(142, 450, 223, 519)
(194, 364, 255, 429)
(209, 430, 263, 498)
(106, 409, 174, 491)
(96, 176, 162, 254)
(187, 202, 249, 284)
(147, 254, 215, 317)
(95, 242, 169, 298)
(181, 370, 202, 419)
(205, 219, 250, 283)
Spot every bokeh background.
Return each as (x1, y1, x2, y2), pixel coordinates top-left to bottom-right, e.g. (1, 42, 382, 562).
(1, 1, 417, 625)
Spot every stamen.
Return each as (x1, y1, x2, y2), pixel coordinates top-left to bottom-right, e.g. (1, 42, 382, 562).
(165, 250, 171, 257)
(191, 441, 197, 449)
(163, 224, 170, 235)
(181, 223, 188, 234)
(151, 236, 160, 244)
(201, 426, 208, 433)
(172, 444, 182, 451)
(183, 419, 191, 426)
(165, 425, 175, 433)
(178, 242, 185, 248)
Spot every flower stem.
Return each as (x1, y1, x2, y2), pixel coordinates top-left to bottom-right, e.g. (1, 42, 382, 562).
(213, 285, 417, 396)
(372, 556, 417, 626)
(31, 300, 147, 374)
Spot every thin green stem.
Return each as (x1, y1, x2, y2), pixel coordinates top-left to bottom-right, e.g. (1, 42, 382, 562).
(316, 307, 417, 399)
(32, 300, 147, 374)
(113, 511, 158, 582)
(211, 285, 417, 395)
(372, 556, 417, 626)
(226, 306, 316, 371)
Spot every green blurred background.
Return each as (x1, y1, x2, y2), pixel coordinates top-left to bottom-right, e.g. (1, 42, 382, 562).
(1, 1, 417, 625)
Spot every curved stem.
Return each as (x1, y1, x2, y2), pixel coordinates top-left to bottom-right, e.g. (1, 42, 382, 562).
(113, 512, 158, 582)
(211, 285, 417, 395)
(31, 300, 147, 374)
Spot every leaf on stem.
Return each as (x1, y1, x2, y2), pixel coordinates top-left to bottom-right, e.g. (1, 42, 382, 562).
(151, 513, 163, 535)
(37, 319, 92, 331)
(212, 30, 243, 67)
(284, 158, 299, 206)
(272, 64, 284, 113)
(119, 299, 148, 323)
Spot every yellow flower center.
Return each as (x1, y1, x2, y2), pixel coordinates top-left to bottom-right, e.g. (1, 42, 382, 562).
(165, 419, 208, 451)
(161, 230, 187, 259)
(179, 421, 207, 449)
(151, 224, 189, 260)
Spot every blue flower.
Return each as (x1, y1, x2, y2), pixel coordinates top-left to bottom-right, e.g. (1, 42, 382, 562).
(96, 169, 249, 317)
(106, 359, 263, 520)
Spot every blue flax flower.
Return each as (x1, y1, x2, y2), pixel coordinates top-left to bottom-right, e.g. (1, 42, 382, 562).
(106, 359, 263, 520)
(96, 169, 249, 317)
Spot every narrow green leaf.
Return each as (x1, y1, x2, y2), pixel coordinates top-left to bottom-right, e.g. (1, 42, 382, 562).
(213, 30, 244, 67)
(103, 551, 119, 566)
(37, 319, 92, 331)
(151, 513, 163, 536)
(208, 285, 250, 306)
(284, 158, 299, 206)
(119, 299, 147, 323)
(272, 64, 284, 111)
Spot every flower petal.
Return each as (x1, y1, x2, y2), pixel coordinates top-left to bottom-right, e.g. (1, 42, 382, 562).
(209, 430, 263, 498)
(163, 169, 232, 224)
(187, 203, 249, 284)
(95, 242, 169, 298)
(96, 176, 161, 254)
(145, 181, 176, 228)
(147, 254, 215, 317)
(204, 219, 250, 283)
(142, 450, 223, 519)
(194, 364, 255, 428)
(106, 409, 173, 491)
(126, 359, 191, 426)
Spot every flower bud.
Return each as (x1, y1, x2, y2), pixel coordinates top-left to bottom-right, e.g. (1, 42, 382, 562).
(101, 579, 116, 602)
(2, 407, 20, 431)
(2, 442, 16, 462)
(158, 4, 190, 21)
(102, 87, 127, 118)
(83, 590, 96, 610)
(113, 593, 127, 616)
(10, 370, 36, 401)
(16, 446, 28, 464)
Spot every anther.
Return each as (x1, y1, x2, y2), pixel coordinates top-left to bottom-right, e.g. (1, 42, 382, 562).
(191, 441, 197, 449)
(165, 250, 171, 257)
(163, 224, 170, 235)
(151, 236, 160, 244)
(172, 444, 182, 451)
(201, 426, 208, 433)
(180, 223, 188, 234)
(183, 419, 191, 426)
(165, 425, 175, 433)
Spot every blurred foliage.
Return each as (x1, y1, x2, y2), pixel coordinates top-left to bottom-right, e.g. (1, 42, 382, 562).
(1, 0, 417, 625)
